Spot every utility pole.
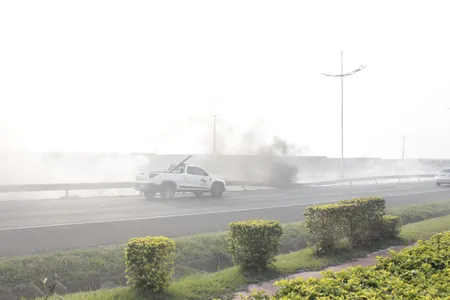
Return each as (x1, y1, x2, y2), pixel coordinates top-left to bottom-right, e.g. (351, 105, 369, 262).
(401, 136, 407, 159)
(322, 52, 366, 179)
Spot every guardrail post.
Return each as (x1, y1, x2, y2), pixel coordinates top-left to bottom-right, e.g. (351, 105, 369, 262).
(65, 189, 69, 197)
(375, 179, 378, 184)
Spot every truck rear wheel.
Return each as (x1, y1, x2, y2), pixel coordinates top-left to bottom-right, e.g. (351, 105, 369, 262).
(211, 183, 224, 197)
(161, 183, 176, 200)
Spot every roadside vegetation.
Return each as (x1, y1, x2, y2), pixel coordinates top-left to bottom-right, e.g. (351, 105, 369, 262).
(4, 199, 450, 299)
(244, 229, 450, 299)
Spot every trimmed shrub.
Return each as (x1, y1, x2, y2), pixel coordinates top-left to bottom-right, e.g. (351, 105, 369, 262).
(379, 215, 402, 238)
(304, 202, 356, 251)
(341, 197, 386, 245)
(244, 231, 450, 299)
(228, 220, 283, 271)
(376, 231, 450, 273)
(305, 197, 387, 251)
(124, 236, 176, 292)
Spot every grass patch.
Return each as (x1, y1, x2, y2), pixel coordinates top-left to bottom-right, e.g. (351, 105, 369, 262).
(175, 232, 229, 262)
(399, 214, 450, 242)
(42, 215, 450, 300)
(390, 200, 450, 224)
(0, 246, 125, 299)
(0, 224, 310, 299)
(39, 268, 248, 300)
(40, 239, 410, 300)
(36, 247, 384, 300)
(6, 200, 450, 299)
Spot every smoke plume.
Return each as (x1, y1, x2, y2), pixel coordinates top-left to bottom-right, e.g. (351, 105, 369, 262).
(0, 152, 150, 200)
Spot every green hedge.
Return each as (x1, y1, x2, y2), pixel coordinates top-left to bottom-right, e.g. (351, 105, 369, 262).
(124, 236, 176, 292)
(390, 200, 450, 224)
(341, 196, 386, 244)
(380, 215, 403, 238)
(244, 231, 450, 299)
(228, 220, 283, 271)
(305, 197, 388, 251)
(304, 202, 352, 251)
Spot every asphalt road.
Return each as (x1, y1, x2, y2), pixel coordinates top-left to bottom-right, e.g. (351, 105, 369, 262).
(0, 181, 449, 257)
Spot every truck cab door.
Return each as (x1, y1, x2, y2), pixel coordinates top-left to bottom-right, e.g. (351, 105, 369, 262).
(186, 166, 211, 191)
(196, 167, 212, 190)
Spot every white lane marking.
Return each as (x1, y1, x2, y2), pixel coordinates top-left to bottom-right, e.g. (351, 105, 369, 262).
(0, 199, 338, 231)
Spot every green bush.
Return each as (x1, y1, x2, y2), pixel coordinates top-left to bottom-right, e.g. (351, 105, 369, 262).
(305, 197, 387, 251)
(304, 202, 354, 251)
(241, 291, 271, 299)
(124, 236, 176, 292)
(379, 215, 402, 238)
(244, 231, 450, 299)
(341, 196, 386, 244)
(228, 220, 283, 271)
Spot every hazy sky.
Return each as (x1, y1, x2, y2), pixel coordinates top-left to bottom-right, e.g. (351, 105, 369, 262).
(1, 1, 449, 158)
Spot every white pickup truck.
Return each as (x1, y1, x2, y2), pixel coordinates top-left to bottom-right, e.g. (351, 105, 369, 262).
(134, 161, 227, 200)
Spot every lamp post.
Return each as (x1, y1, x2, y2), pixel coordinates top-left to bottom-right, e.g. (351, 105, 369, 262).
(322, 51, 366, 179)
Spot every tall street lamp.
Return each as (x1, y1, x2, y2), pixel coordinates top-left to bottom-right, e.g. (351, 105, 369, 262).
(322, 51, 367, 179)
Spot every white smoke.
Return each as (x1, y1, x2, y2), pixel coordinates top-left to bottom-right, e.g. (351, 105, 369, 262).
(0, 152, 150, 200)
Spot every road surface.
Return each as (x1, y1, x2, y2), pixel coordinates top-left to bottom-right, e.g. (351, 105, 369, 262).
(0, 181, 448, 257)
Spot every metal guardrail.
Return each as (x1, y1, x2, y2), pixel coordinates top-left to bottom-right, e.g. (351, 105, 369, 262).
(0, 180, 268, 195)
(0, 174, 435, 195)
(301, 174, 435, 187)
(0, 182, 135, 194)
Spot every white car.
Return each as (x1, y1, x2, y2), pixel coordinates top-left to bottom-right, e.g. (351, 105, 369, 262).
(134, 162, 227, 199)
(435, 168, 450, 186)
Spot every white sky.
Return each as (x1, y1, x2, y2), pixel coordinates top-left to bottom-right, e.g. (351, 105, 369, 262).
(1, 0, 450, 158)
